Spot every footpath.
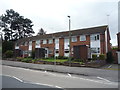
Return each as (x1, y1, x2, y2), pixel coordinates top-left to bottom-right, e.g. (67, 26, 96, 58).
(1, 60, 119, 82)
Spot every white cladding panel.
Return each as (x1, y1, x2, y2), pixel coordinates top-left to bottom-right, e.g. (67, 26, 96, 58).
(55, 38, 59, 49)
(55, 53, 59, 57)
(29, 41, 32, 51)
(35, 40, 40, 48)
(15, 46, 19, 49)
(91, 40, 100, 47)
(118, 52, 120, 64)
(90, 34, 100, 48)
(64, 38, 69, 49)
(105, 30, 108, 53)
(64, 53, 69, 57)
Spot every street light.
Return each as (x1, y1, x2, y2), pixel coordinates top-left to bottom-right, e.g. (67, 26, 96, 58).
(52, 34, 56, 65)
(68, 16, 71, 66)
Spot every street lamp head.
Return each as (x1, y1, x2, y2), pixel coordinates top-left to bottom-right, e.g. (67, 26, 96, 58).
(68, 16, 70, 18)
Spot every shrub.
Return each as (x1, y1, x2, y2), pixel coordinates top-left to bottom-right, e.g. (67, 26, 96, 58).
(4, 50, 13, 58)
(58, 56, 64, 59)
(106, 52, 113, 63)
(99, 54, 106, 60)
(92, 54, 97, 60)
(31, 50, 35, 59)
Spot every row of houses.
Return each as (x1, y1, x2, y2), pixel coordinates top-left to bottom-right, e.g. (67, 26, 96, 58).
(15, 25, 111, 60)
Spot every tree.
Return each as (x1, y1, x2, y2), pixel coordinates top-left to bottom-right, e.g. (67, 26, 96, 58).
(37, 28, 46, 35)
(0, 9, 35, 41)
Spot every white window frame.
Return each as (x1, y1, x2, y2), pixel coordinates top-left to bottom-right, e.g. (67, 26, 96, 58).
(48, 39, 53, 44)
(43, 39, 47, 44)
(71, 36, 77, 42)
(80, 35, 86, 41)
(90, 34, 100, 41)
(91, 47, 100, 53)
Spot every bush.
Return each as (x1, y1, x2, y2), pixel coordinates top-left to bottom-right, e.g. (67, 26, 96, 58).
(106, 52, 113, 63)
(99, 54, 106, 60)
(31, 50, 35, 59)
(92, 54, 97, 60)
(4, 50, 13, 58)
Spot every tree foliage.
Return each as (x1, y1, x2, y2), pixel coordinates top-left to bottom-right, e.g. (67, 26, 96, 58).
(37, 28, 46, 35)
(0, 9, 35, 41)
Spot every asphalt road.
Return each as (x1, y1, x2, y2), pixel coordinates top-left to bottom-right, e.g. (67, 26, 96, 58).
(2, 75, 60, 89)
(1, 65, 118, 89)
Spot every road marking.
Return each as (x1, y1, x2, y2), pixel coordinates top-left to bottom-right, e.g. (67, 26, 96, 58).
(2, 74, 23, 82)
(3, 74, 63, 89)
(68, 73, 71, 77)
(12, 76, 23, 82)
(108, 65, 112, 68)
(97, 76, 111, 82)
(3, 66, 118, 85)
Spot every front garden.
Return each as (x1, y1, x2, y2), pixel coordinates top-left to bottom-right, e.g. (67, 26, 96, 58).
(3, 53, 109, 68)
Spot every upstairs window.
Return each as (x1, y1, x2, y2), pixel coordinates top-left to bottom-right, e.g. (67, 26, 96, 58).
(43, 39, 47, 44)
(48, 39, 53, 44)
(36, 40, 40, 45)
(80, 35, 86, 41)
(91, 34, 100, 41)
(24, 42, 28, 46)
(91, 47, 100, 53)
(72, 36, 77, 42)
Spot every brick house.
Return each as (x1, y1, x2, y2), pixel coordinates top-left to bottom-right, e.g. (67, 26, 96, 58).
(117, 32, 120, 64)
(15, 25, 111, 60)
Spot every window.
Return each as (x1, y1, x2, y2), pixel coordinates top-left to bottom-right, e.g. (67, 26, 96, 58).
(29, 41, 32, 45)
(64, 38, 69, 43)
(48, 39, 53, 44)
(55, 39, 59, 43)
(80, 35, 86, 41)
(43, 39, 47, 44)
(25, 42, 28, 46)
(64, 49, 69, 53)
(91, 34, 99, 41)
(56, 50, 59, 53)
(36, 40, 40, 45)
(72, 36, 77, 42)
(48, 49, 53, 54)
(91, 47, 100, 53)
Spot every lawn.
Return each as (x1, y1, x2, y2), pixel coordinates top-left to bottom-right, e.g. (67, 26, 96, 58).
(42, 58, 68, 63)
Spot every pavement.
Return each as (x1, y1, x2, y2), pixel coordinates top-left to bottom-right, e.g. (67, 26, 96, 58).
(1, 60, 119, 82)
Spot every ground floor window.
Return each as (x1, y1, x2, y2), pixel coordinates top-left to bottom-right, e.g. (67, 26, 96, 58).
(91, 47, 100, 53)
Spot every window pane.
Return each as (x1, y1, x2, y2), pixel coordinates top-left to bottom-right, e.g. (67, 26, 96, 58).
(49, 39, 53, 44)
(72, 37, 77, 42)
(43, 40, 47, 44)
(80, 35, 86, 41)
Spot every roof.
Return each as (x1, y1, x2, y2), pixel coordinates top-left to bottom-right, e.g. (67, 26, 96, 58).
(16, 25, 108, 44)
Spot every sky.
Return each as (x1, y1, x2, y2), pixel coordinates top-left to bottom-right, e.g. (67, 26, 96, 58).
(0, 0, 119, 46)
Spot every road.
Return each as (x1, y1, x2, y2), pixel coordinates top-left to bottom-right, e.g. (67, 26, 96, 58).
(2, 75, 62, 89)
(1, 65, 118, 89)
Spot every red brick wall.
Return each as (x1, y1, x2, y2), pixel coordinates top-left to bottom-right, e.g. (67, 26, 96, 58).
(32, 41, 35, 51)
(59, 38, 64, 56)
(100, 34, 106, 54)
(118, 32, 120, 51)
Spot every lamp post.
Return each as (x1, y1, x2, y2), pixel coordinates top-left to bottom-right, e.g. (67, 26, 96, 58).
(68, 16, 71, 66)
(52, 34, 56, 65)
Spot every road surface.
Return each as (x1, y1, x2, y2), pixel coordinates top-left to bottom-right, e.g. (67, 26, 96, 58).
(1, 65, 118, 89)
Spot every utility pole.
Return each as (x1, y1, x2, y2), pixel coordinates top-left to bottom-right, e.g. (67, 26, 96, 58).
(68, 16, 71, 66)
